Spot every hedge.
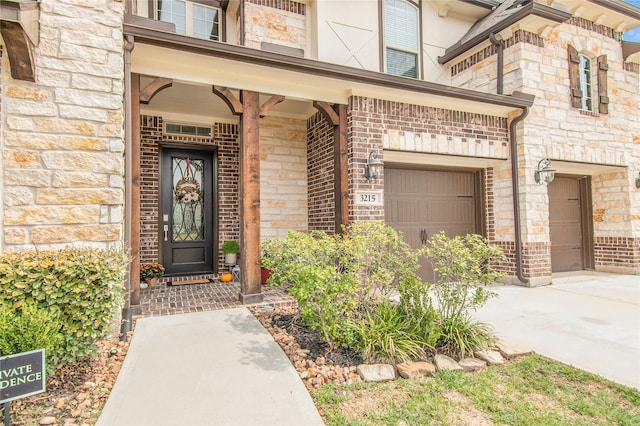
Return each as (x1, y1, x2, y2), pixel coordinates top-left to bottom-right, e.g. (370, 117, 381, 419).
(0, 248, 128, 366)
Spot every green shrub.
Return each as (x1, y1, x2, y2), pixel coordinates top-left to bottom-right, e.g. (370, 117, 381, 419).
(262, 223, 421, 350)
(424, 232, 504, 357)
(437, 314, 494, 358)
(0, 302, 64, 375)
(341, 222, 421, 303)
(262, 230, 359, 348)
(0, 248, 128, 365)
(352, 301, 435, 364)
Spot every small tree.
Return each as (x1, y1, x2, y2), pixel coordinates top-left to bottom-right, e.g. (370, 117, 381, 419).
(424, 232, 505, 357)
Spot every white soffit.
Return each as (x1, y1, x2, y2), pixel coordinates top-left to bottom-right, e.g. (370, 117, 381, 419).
(551, 160, 627, 176)
(131, 43, 520, 118)
(384, 150, 506, 169)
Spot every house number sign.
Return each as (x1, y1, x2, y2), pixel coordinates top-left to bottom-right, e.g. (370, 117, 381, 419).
(355, 190, 383, 206)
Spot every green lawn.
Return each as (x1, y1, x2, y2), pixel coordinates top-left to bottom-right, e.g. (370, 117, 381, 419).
(313, 354, 640, 425)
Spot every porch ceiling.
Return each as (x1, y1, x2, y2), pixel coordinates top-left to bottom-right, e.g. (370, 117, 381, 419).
(130, 41, 526, 118)
(139, 77, 315, 123)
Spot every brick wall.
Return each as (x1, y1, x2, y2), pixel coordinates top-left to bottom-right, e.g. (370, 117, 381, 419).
(307, 111, 335, 233)
(243, 0, 306, 52)
(1, 0, 125, 250)
(594, 237, 640, 273)
(139, 116, 240, 271)
(348, 97, 385, 222)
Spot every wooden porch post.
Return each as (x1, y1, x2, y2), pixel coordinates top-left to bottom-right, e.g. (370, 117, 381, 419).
(313, 102, 348, 233)
(238, 90, 262, 303)
(213, 87, 283, 303)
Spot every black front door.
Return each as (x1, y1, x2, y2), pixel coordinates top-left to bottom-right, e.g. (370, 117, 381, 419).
(161, 148, 215, 276)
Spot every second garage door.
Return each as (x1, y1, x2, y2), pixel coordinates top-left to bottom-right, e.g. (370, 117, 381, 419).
(385, 168, 480, 281)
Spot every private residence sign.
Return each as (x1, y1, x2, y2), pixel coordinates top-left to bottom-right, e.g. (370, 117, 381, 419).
(0, 349, 46, 404)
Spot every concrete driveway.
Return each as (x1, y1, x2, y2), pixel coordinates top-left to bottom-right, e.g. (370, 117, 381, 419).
(474, 272, 640, 390)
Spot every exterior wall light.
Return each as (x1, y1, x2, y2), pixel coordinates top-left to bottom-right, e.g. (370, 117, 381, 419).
(636, 172, 640, 189)
(364, 152, 384, 180)
(534, 158, 556, 185)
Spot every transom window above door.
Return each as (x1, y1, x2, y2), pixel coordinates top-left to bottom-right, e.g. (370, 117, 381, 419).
(155, 0, 221, 41)
(385, 0, 419, 78)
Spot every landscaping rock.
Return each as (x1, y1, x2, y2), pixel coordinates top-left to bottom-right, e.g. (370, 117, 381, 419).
(396, 361, 436, 379)
(458, 357, 487, 372)
(434, 354, 463, 372)
(39, 417, 56, 425)
(474, 350, 505, 365)
(357, 364, 397, 382)
(495, 339, 532, 359)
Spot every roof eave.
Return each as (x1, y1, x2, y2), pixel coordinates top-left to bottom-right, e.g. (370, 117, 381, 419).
(588, 0, 640, 21)
(438, 2, 571, 65)
(622, 40, 640, 62)
(123, 19, 535, 110)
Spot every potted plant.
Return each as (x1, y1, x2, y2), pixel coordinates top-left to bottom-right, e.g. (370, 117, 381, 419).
(140, 262, 165, 288)
(222, 240, 239, 265)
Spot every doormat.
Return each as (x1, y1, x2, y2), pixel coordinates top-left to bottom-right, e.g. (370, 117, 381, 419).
(167, 278, 214, 287)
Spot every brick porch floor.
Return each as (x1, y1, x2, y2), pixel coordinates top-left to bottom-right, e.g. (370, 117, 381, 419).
(136, 278, 295, 317)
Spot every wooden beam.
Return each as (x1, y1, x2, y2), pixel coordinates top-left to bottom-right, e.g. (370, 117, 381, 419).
(139, 78, 173, 104)
(130, 73, 142, 305)
(334, 104, 349, 233)
(212, 86, 243, 115)
(259, 95, 285, 118)
(0, 21, 35, 81)
(314, 102, 349, 233)
(238, 90, 263, 303)
(313, 101, 339, 125)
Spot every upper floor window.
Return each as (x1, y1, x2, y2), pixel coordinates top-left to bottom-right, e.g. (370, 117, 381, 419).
(156, 0, 220, 41)
(578, 54, 593, 111)
(568, 44, 609, 115)
(385, 0, 419, 78)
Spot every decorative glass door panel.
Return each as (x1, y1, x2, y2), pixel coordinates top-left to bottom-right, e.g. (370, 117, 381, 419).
(172, 157, 204, 241)
(161, 148, 215, 275)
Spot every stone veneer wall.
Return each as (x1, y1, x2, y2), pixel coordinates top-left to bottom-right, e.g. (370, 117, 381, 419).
(307, 111, 335, 233)
(243, 0, 306, 52)
(1, 0, 125, 250)
(449, 17, 640, 274)
(139, 116, 239, 271)
(259, 116, 308, 239)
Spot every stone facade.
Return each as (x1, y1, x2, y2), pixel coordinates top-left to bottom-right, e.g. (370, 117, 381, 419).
(450, 17, 640, 274)
(260, 116, 308, 239)
(243, 0, 306, 54)
(1, 0, 125, 251)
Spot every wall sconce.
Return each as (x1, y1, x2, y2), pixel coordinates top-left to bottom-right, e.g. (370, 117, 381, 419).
(534, 158, 556, 185)
(636, 172, 640, 189)
(364, 152, 384, 180)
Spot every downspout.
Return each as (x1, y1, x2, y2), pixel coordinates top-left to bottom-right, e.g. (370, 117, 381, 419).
(489, 33, 503, 95)
(239, 0, 245, 46)
(509, 104, 530, 285)
(120, 35, 135, 341)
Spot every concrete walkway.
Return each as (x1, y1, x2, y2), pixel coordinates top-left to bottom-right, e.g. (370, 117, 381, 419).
(475, 272, 640, 390)
(97, 308, 324, 426)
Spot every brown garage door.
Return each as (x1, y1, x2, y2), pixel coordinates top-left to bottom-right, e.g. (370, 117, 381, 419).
(549, 177, 584, 272)
(385, 168, 478, 281)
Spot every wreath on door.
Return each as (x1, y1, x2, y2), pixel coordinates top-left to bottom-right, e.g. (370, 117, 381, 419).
(174, 157, 201, 204)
